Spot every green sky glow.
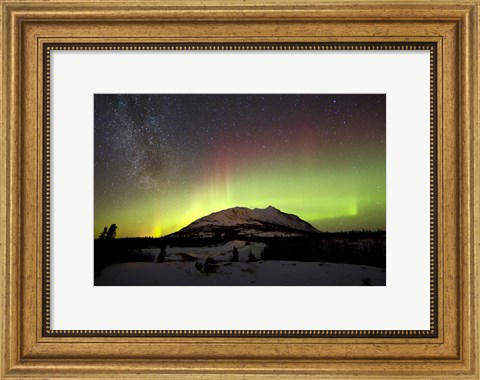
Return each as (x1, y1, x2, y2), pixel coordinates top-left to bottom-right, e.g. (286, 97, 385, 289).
(94, 94, 386, 237)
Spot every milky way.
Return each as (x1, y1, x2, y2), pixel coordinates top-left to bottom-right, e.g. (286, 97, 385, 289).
(94, 94, 386, 237)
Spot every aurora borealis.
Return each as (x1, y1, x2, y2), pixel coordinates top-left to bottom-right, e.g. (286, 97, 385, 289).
(94, 94, 385, 238)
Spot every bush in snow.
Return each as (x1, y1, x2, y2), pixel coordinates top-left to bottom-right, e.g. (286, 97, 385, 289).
(194, 257, 217, 274)
(362, 277, 372, 286)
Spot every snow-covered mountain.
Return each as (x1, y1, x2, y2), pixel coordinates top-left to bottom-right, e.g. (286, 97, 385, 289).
(168, 206, 321, 238)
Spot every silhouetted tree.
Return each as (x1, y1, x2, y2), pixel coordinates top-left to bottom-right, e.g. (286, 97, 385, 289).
(156, 245, 167, 263)
(231, 246, 238, 262)
(98, 227, 108, 240)
(260, 245, 273, 260)
(105, 224, 117, 239)
(248, 250, 257, 262)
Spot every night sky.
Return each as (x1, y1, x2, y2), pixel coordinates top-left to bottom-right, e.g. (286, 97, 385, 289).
(94, 94, 386, 238)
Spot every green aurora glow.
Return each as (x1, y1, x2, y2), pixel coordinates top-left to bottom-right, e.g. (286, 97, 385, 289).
(94, 94, 385, 237)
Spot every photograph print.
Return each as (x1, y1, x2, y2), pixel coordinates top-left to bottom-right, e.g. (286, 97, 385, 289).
(94, 94, 386, 286)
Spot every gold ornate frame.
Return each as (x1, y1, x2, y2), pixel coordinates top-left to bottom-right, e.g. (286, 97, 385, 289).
(1, 0, 478, 378)
(43, 42, 437, 339)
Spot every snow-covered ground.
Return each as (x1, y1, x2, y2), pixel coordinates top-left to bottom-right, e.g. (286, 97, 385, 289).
(95, 240, 386, 286)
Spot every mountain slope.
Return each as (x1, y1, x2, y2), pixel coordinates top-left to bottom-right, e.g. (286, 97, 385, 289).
(169, 206, 320, 238)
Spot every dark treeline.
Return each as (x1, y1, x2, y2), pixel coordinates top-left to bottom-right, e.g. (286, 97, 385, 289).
(94, 230, 386, 277)
(94, 239, 156, 277)
(112, 229, 385, 248)
(259, 235, 385, 268)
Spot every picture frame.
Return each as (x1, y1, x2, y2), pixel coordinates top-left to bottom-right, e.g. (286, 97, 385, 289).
(1, 0, 478, 378)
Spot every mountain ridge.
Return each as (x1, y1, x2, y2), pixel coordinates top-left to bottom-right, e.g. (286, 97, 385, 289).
(168, 206, 321, 238)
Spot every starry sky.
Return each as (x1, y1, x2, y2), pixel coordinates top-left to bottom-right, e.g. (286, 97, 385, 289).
(94, 94, 385, 238)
